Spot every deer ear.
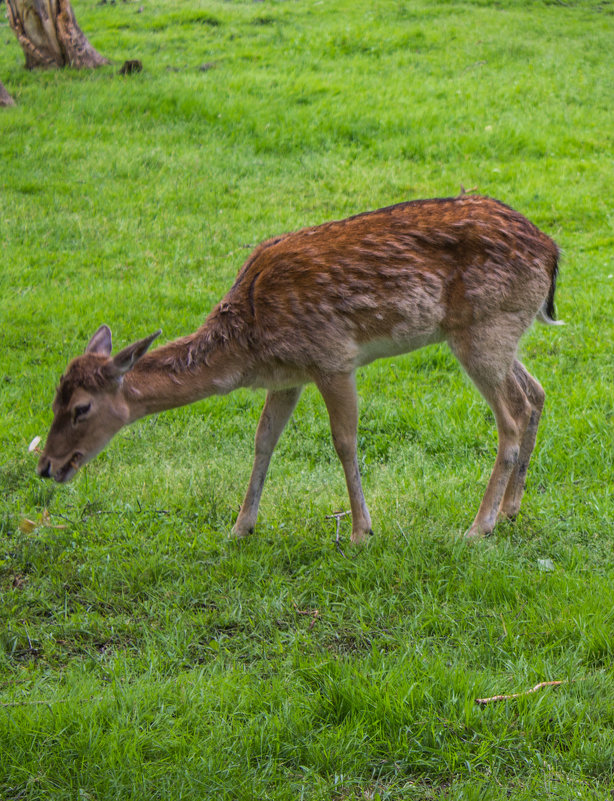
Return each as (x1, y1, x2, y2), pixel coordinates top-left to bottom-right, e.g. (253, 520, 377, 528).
(86, 324, 113, 356)
(109, 330, 161, 376)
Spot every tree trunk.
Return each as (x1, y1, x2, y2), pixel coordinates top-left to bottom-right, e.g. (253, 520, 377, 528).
(7, 0, 109, 69)
(0, 80, 16, 106)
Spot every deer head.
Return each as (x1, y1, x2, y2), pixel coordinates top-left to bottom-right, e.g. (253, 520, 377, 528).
(37, 325, 160, 482)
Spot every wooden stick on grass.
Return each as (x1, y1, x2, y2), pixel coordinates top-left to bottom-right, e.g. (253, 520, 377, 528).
(292, 602, 320, 629)
(326, 510, 351, 557)
(475, 680, 567, 707)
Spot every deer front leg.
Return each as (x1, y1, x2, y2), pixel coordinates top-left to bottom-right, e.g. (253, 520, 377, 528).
(316, 372, 373, 544)
(232, 386, 302, 538)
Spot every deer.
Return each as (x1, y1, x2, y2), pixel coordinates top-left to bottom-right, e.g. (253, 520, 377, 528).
(37, 195, 561, 542)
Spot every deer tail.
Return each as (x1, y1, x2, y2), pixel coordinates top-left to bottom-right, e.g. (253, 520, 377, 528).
(537, 247, 564, 326)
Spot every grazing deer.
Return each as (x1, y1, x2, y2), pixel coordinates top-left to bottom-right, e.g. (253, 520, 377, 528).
(37, 195, 561, 541)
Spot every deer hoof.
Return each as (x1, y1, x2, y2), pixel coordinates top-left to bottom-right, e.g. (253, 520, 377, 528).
(464, 524, 486, 541)
(350, 528, 374, 545)
(231, 523, 254, 539)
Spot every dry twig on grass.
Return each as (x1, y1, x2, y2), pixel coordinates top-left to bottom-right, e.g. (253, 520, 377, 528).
(475, 680, 567, 707)
(326, 510, 351, 557)
(292, 602, 320, 629)
(1, 698, 68, 709)
(1, 695, 103, 709)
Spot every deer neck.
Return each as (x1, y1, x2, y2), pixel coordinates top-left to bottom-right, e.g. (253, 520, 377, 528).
(122, 331, 246, 422)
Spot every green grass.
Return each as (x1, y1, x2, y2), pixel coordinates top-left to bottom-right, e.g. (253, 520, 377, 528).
(1, 0, 613, 798)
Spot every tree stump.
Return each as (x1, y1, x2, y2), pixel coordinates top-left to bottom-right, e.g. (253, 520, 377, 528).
(7, 0, 109, 69)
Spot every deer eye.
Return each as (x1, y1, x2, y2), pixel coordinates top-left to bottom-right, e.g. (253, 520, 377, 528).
(72, 403, 92, 424)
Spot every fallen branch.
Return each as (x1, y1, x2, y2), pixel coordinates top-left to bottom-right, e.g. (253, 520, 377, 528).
(326, 510, 350, 557)
(475, 680, 566, 707)
(1, 698, 68, 709)
(1, 694, 102, 709)
(292, 602, 320, 629)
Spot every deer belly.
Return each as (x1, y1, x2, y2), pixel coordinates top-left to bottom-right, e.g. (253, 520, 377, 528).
(355, 330, 443, 367)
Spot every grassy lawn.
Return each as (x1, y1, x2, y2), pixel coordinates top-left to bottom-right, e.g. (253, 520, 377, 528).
(1, 0, 613, 798)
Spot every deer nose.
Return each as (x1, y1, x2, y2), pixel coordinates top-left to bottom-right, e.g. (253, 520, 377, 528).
(37, 458, 52, 479)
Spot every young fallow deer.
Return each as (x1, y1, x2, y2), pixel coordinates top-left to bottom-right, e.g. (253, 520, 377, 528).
(38, 195, 561, 541)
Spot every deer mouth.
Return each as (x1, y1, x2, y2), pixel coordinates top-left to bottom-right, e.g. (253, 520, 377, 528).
(55, 452, 84, 483)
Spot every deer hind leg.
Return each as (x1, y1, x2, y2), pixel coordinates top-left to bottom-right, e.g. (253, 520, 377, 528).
(232, 386, 302, 538)
(316, 372, 373, 544)
(498, 359, 545, 520)
(450, 328, 534, 539)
